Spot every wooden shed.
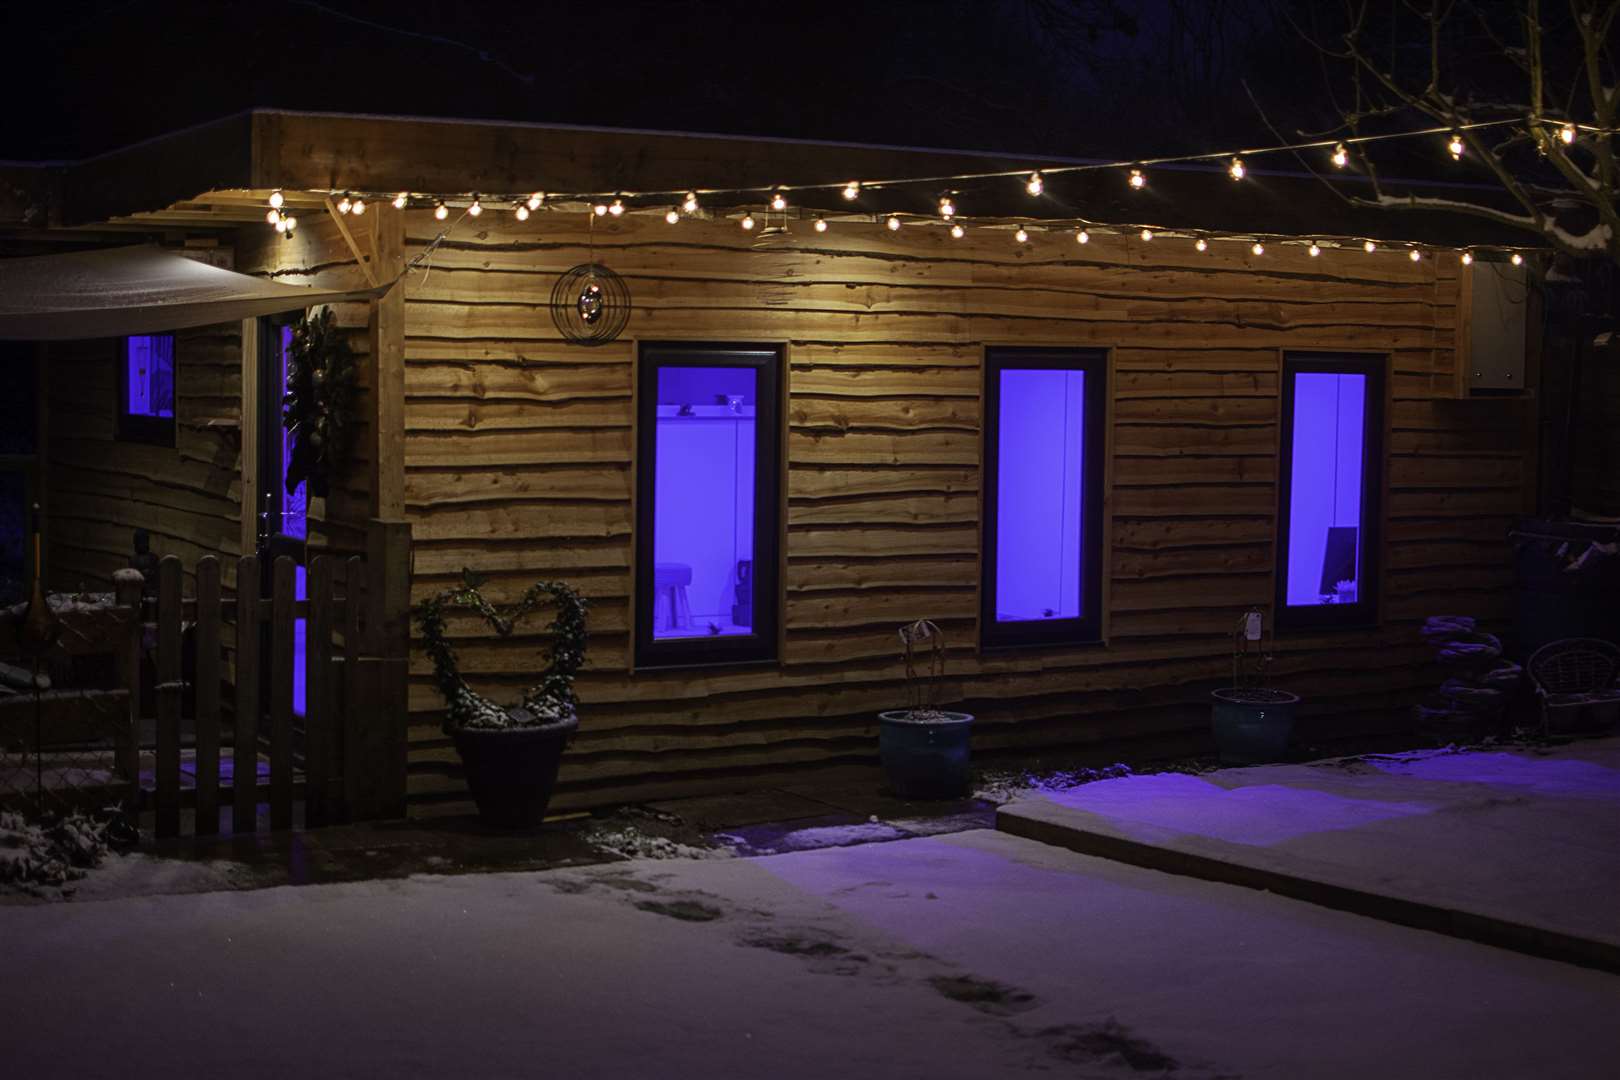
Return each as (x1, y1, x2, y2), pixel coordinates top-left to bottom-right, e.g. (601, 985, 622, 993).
(0, 110, 1540, 816)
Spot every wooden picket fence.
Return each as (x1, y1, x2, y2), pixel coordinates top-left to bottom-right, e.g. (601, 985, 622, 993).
(147, 552, 374, 838)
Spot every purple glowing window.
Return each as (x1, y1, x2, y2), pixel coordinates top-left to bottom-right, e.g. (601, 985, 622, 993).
(1284, 373, 1366, 607)
(995, 369, 1087, 623)
(649, 366, 757, 641)
(278, 326, 307, 542)
(125, 335, 175, 419)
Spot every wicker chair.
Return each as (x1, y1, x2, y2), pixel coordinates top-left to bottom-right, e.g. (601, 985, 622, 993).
(1526, 638, 1620, 736)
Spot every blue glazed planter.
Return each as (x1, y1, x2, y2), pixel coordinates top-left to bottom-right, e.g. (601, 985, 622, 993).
(1211, 689, 1299, 764)
(878, 710, 973, 799)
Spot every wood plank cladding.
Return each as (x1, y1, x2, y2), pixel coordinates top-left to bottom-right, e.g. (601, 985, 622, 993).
(394, 210, 1524, 811)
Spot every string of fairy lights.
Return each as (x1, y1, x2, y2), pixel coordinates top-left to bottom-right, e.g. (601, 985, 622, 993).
(260, 116, 1604, 267)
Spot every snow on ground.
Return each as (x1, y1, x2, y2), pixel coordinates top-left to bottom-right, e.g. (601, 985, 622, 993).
(3, 830, 1616, 1079)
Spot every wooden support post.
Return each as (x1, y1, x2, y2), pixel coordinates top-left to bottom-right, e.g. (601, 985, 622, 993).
(233, 555, 261, 833)
(368, 203, 406, 522)
(341, 556, 365, 821)
(240, 318, 259, 562)
(113, 569, 144, 814)
(305, 555, 335, 827)
(194, 557, 222, 835)
(356, 519, 411, 820)
(154, 557, 182, 839)
(269, 556, 295, 830)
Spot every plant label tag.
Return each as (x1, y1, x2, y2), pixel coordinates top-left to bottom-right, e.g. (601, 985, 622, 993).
(1243, 611, 1263, 641)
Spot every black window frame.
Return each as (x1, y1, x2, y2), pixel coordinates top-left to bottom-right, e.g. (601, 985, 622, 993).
(1274, 352, 1386, 632)
(980, 346, 1108, 649)
(634, 341, 783, 669)
(116, 333, 178, 447)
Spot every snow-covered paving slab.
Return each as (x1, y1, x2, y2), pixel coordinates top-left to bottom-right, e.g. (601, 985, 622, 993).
(997, 738, 1620, 967)
(3, 830, 1617, 1078)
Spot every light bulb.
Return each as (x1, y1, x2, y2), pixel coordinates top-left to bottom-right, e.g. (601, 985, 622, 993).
(665, 209, 680, 224)
(1331, 143, 1349, 168)
(1194, 237, 1207, 252)
(274, 218, 288, 233)
(528, 193, 544, 211)
(1014, 227, 1029, 243)
(1141, 228, 1153, 241)
(515, 204, 530, 221)
(1251, 242, 1264, 256)
(393, 192, 408, 209)
(468, 196, 483, 217)
(283, 215, 297, 233)
(1511, 252, 1524, 266)
(1076, 228, 1090, 244)
(1560, 122, 1576, 145)
(950, 223, 965, 239)
(1447, 132, 1464, 159)
(1308, 243, 1321, 257)
(337, 194, 353, 214)
(741, 212, 755, 231)
(814, 216, 828, 233)
(266, 208, 280, 225)
(434, 202, 448, 221)
(1363, 240, 1376, 253)
(939, 196, 955, 219)
(887, 215, 901, 231)
(1409, 248, 1422, 262)
(1228, 156, 1246, 180)
(682, 192, 699, 213)
(1026, 171, 1043, 196)
(770, 189, 787, 211)
(269, 189, 284, 209)
(593, 203, 608, 217)
(608, 199, 624, 216)
(1128, 168, 1145, 189)
(842, 181, 860, 201)
(351, 197, 365, 216)
(1461, 250, 1474, 266)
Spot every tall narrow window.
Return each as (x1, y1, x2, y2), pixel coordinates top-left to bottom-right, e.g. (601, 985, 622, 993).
(118, 333, 176, 444)
(981, 348, 1107, 648)
(1276, 354, 1384, 629)
(635, 344, 781, 667)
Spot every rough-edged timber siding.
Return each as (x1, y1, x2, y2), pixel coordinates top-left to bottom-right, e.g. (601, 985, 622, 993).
(397, 211, 1526, 811)
(46, 322, 243, 589)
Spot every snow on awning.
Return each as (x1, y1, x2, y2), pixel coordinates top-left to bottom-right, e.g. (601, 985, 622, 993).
(0, 245, 390, 341)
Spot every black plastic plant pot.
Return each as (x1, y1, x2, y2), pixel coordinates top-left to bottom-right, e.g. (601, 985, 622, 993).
(1210, 689, 1300, 765)
(451, 713, 578, 828)
(878, 711, 974, 799)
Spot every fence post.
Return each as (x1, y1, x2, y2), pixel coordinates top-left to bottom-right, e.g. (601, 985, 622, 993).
(113, 569, 143, 816)
(269, 556, 295, 830)
(194, 557, 221, 835)
(233, 555, 260, 833)
(357, 518, 411, 820)
(305, 556, 334, 827)
(342, 556, 364, 821)
(154, 557, 182, 839)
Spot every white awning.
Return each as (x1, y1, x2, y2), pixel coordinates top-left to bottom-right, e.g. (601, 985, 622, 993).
(0, 245, 389, 341)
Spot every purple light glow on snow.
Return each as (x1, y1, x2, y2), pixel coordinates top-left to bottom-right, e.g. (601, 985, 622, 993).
(995, 369, 1085, 622)
(125, 335, 174, 418)
(650, 366, 756, 639)
(1285, 372, 1365, 606)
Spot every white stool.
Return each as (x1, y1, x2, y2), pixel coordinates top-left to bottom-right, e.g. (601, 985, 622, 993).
(653, 563, 692, 632)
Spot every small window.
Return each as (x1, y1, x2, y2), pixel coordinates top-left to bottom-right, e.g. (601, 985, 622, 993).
(981, 348, 1107, 648)
(118, 334, 176, 445)
(1276, 354, 1384, 630)
(634, 343, 782, 667)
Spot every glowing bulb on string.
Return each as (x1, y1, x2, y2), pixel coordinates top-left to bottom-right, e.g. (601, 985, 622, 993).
(393, 192, 408, 209)
(351, 197, 365, 216)
(528, 193, 544, 211)
(1460, 250, 1474, 266)
(269, 190, 284, 209)
(741, 212, 756, 231)
(434, 202, 448, 221)
(1228, 156, 1246, 180)
(1331, 143, 1349, 168)
(607, 199, 624, 217)
(842, 181, 860, 201)
(274, 217, 288, 233)
(682, 192, 699, 213)
(593, 203, 608, 217)
(1308, 243, 1321, 257)
(814, 216, 828, 233)
(1141, 228, 1153, 241)
(1014, 227, 1029, 243)
(282, 215, 297, 234)
(515, 204, 530, 221)
(887, 215, 901, 231)
(939, 196, 955, 219)
(665, 209, 680, 224)
(1076, 228, 1090, 244)
(266, 209, 280, 225)
(1511, 252, 1523, 266)
(1560, 122, 1576, 145)
(770, 189, 787, 211)
(950, 223, 965, 239)
(1026, 171, 1044, 196)
(1128, 169, 1145, 189)
(337, 194, 353, 214)
(1447, 132, 1464, 159)
(1363, 240, 1377, 253)
(1251, 242, 1264, 256)
(1194, 237, 1207, 252)
(1409, 248, 1422, 262)
(468, 196, 483, 217)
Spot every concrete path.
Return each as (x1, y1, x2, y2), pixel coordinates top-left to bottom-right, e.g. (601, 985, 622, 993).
(997, 739, 1620, 970)
(5, 830, 1617, 1078)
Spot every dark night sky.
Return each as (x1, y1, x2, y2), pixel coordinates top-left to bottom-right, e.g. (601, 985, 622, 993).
(4, 0, 1306, 163)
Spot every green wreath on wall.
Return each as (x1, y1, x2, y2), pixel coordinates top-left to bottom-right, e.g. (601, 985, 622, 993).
(415, 570, 589, 732)
(283, 307, 358, 500)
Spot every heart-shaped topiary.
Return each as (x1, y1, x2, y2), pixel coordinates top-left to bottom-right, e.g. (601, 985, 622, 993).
(416, 569, 589, 732)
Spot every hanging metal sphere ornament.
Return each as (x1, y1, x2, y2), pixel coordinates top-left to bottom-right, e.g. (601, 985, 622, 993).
(550, 263, 631, 346)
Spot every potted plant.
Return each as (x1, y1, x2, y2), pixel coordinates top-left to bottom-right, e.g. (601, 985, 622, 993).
(1210, 608, 1299, 764)
(416, 570, 588, 828)
(877, 619, 974, 799)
